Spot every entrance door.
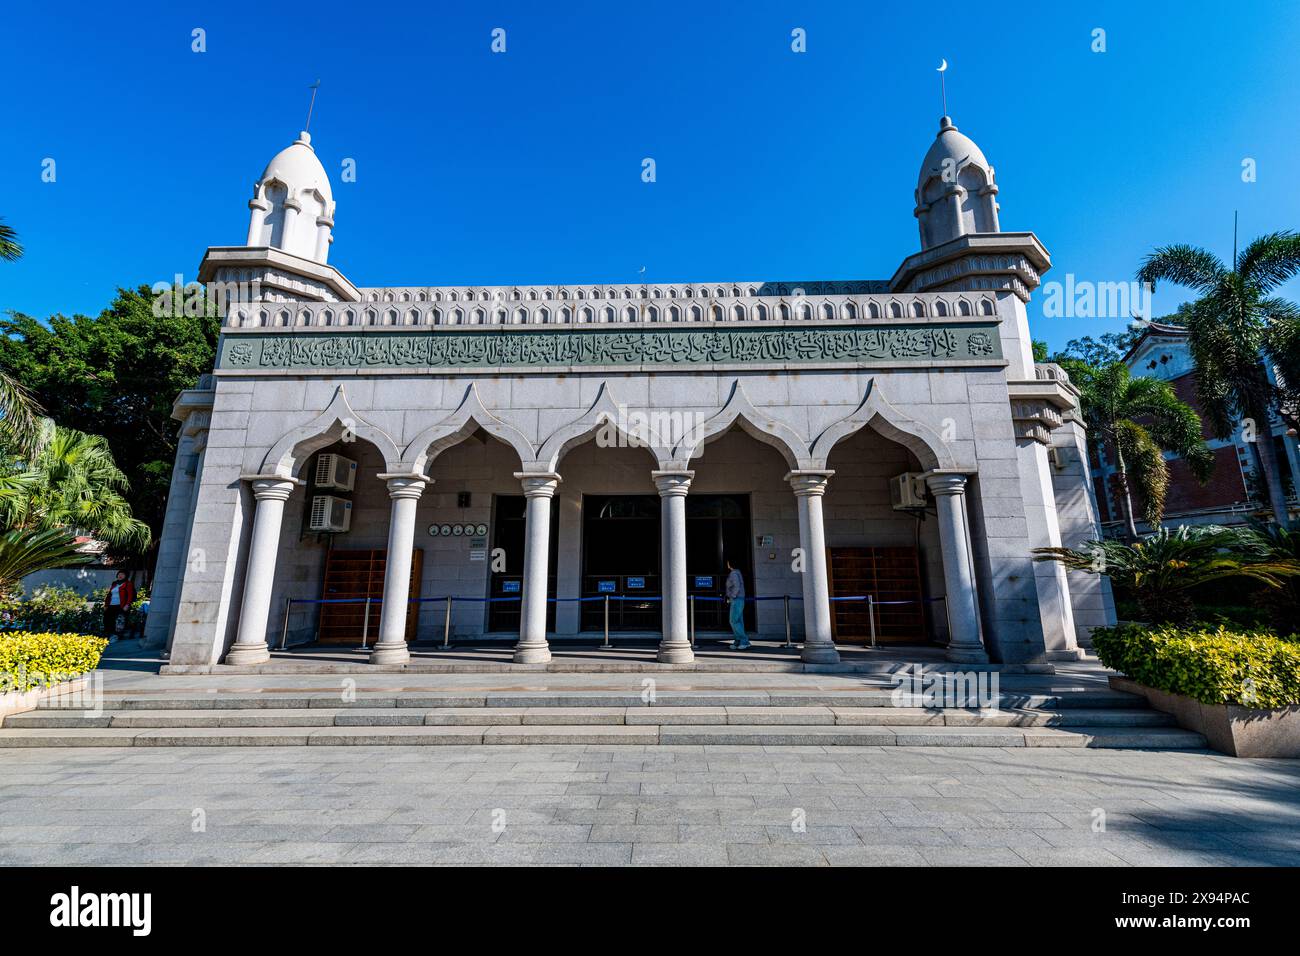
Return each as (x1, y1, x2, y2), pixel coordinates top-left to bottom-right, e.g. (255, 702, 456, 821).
(580, 495, 661, 631)
(826, 546, 927, 644)
(487, 495, 557, 633)
(685, 495, 754, 632)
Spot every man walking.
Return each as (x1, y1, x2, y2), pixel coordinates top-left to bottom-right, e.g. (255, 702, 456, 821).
(725, 558, 750, 650)
(104, 570, 135, 640)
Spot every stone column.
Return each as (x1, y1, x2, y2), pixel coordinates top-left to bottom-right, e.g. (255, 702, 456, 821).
(246, 196, 269, 245)
(226, 476, 300, 665)
(652, 471, 694, 664)
(371, 474, 428, 665)
(787, 471, 839, 664)
(926, 473, 988, 664)
(514, 472, 560, 664)
(280, 197, 302, 248)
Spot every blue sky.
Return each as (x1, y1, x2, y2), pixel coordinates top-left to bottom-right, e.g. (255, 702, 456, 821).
(2, 0, 1298, 352)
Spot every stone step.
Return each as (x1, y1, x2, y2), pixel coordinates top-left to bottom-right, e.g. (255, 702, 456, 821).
(42, 688, 1145, 712)
(0, 722, 1205, 749)
(4, 705, 1175, 730)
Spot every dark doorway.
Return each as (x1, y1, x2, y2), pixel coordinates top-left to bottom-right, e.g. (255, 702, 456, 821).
(487, 495, 558, 633)
(686, 495, 754, 633)
(580, 495, 661, 631)
(578, 493, 753, 633)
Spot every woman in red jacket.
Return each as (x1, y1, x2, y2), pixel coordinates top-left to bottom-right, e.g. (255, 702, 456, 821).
(104, 571, 135, 639)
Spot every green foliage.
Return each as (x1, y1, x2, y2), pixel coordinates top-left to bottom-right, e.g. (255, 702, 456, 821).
(1137, 232, 1300, 524)
(0, 631, 107, 693)
(0, 424, 150, 550)
(1092, 623, 1300, 708)
(0, 286, 219, 558)
(0, 529, 93, 594)
(0, 217, 21, 262)
(1235, 522, 1300, 635)
(1033, 525, 1300, 625)
(1071, 362, 1212, 534)
(0, 584, 100, 634)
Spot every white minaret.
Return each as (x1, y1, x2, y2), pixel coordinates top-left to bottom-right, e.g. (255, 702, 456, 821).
(913, 116, 1001, 250)
(245, 131, 336, 264)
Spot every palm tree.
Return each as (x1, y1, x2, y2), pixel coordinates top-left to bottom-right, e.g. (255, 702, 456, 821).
(0, 216, 44, 457)
(1072, 362, 1213, 539)
(0, 425, 151, 552)
(1137, 232, 1300, 525)
(0, 528, 92, 595)
(0, 217, 21, 262)
(1033, 525, 1300, 625)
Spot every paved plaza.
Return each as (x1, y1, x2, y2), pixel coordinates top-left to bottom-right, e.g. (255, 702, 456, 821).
(2, 741, 1298, 866)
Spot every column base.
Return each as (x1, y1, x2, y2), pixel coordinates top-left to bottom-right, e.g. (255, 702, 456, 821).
(945, 644, 990, 665)
(513, 639, 552, 664)
(800, 642, 840, 665)
(369, 641, 411, 666)
(656, 639, 694, 664)
(224, 641, 270, 666)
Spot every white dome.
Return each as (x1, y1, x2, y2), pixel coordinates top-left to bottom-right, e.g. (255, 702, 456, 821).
(246, 131, 336, 264)
(259, 131, 332, 204)
(917, 116, 989, 193)
(913, 115, 1000, 250)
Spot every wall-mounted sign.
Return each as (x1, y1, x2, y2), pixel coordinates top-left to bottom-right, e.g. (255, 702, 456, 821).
(626, 577, 646, 590)
(694, 575, 714, 589)
(502, 580, 521, 593)
(597, 580, 616, 593)
(468, 536, 487, 548)
(475, 523, 488, 536)
(439, 524, 452, 536)
(755, 534, 773, 547)
(469, 549, 486, 562)
(452, 524, 464, 536)
(428, 524, 439, 536)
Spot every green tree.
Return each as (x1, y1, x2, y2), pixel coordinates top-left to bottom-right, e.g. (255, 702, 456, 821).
(1033, 525, 1300, 626)
(0, 286, 219, 561)
(0, 424, 151, 552)
(1072, 362, 1212, 539)
(0, 217, 21, 262)
(1137, 232, 1300, 525)
(0, 529, 93, 595)
(0, 216, 45, 457)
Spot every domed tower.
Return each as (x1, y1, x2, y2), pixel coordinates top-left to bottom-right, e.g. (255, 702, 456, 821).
(914, 116, 1000, 249)
(246, 131, 335, 263)
(199, 131, 358, 303)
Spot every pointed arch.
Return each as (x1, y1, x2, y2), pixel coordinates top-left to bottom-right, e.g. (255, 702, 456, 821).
(261, 386, 402, 477)
(401, 383, 535, 473)
(532, 382, 670, 472)
(672, 380, 809, 470)
(809, 380, 961, 471)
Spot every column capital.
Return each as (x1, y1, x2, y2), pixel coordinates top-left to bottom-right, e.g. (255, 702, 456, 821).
(378, 472, 429, 499)
(785, 470, 834, 497)
(925, 472, 968, 496)
(514, 472, 561, 498)
(651, 470, 694, 497)
(240, 474, 303, 501)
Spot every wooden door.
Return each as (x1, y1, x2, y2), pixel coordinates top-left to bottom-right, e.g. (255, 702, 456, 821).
(826, 546, 926, 644)
(318, 548, 423, 644)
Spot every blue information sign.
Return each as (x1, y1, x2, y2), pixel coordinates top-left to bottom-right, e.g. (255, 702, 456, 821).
(626, 577, 646, 590)
(597, 580, 616, 593)
(694, 575, 714, 589)
(502, 580, 521, 593)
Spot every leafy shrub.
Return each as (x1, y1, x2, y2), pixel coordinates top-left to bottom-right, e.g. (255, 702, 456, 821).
(0, 631, 108, 693)
(0, 584, 100, 633)
(1092, 623, 1300, 708)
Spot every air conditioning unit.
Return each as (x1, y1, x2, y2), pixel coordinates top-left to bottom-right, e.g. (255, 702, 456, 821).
(890, 472, 928, 511)
(314, 453, 357, 491)
(309, 495, 352, 533)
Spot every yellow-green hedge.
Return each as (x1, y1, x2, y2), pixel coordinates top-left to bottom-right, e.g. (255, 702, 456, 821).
(0, 631, 108, 693)
(1092, 623, 1300, 708)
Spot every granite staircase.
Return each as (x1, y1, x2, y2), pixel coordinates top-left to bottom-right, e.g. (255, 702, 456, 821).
(0, 678, 1206, 749)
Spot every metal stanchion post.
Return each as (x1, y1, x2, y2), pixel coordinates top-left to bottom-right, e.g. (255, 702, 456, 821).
(278, 598, 292, 651)
(868, 595, 877, 648)
(603, 595, 610, 648)
(783, 595, 792, 648)
(442, 596, 453, 648)
(690, 594, 696, 649)
(360, 597, 372, 650)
